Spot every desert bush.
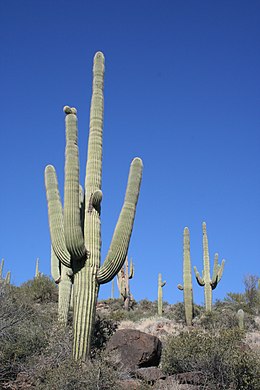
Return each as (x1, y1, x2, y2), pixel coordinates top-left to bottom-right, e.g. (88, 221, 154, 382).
(0, 283, 55, 385)
(18, 275, 58, 304)
(161, 328, 260, 389)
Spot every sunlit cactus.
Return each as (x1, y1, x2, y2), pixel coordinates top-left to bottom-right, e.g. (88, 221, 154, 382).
(117, 256, 134, 310)
(177, 227, 193, 325)
(45, 52, 143, 360)
(194, 222, 225, 312)
(158, 273, 166, 316)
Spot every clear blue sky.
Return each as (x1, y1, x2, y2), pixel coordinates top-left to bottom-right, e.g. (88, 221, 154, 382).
(0, 0, 259, 305)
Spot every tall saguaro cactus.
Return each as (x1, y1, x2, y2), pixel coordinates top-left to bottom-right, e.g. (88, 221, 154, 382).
(194, 222, 225, 312)
(45, 52, 143, 360)
(158, 273, 166, 316)
(177, 227, 193, 325)
(117, 256, 134, 310)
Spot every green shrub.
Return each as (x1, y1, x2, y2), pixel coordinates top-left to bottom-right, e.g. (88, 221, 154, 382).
(19, 275, 58, 304)
(161, 328, 260, 389)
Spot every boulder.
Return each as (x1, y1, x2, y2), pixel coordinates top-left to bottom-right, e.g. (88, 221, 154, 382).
(135, 367, 166, 383)
(106, 329, 162, 370)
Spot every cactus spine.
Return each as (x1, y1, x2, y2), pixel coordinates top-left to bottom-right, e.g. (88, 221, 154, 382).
(237, 308, 245, 330)
(194, 222, 225, 312)
(158, 273, 166, 316)
(117, 257, 134, 310)
(177, 227, 193, 326)
(44, 52, 143, 360)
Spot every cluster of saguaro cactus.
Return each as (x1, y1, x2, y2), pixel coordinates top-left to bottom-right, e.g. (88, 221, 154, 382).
(45, 52, 143, 360)
(177, 227, 193, 326)
(158, 273, 166, 316)
(0, 259, 11, 284)
(194, 222, 225, 312)
(116, 256, 134, 310)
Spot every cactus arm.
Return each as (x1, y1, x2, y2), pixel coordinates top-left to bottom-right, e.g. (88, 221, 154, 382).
(194, 266, 205, 286)
(45, 165, 71, 267)
(217, 259, 225, 282)
(177, 283, 184, 290)
(211, 253, 219, 284)
(63, 107, 86, 260)
(129, 258, 134, 279)
(211, 254, 225, 290)
(5, 271, 11, 284)
(58, 264, 73, 324)
(51, 246, 61, 283)
(97, 158, 143, 284)
(111, 278, 115, 299)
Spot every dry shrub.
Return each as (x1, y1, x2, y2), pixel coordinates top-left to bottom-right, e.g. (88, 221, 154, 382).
(161, 328, 260, 390)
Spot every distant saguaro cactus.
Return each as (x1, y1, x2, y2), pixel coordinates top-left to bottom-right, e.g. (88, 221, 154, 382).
(117, 257, 134, 310)
(0, 259, 11, 285)
(35, 258, 40, 278)
(0, 259, 4, 280)
(237, 308, 245, 330)
(45, 52, 143, 360)
(158, 273, 166, 316)
(194, 222, 225, 312)
(177, 227, 193, 325)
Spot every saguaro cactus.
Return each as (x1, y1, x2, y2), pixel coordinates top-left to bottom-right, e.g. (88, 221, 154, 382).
(0, 259, 4, 280)
(117, 257, 134, 310)
(158, 273, 166, 316)
(35, 258, 40, 278)
(177, 227, 193, 326)
(45, 52, 143, 360)
(194, 222, 225, 312)
(237, 308, 245, 330)
(0, 259, 11, 284)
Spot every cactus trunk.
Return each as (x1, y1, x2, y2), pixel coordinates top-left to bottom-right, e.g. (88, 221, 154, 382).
(158, 273, 166, 316)
(177, 227, 193, 325)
